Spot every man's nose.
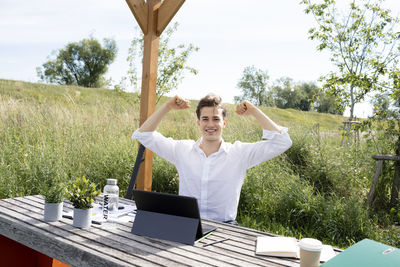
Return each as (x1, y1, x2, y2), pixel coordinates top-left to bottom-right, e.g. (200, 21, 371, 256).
(206, 120, 215, 127)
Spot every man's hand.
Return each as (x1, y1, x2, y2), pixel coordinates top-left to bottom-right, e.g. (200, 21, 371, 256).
(138, 96, 190, 132)
(167, 95, 191, 110)
(235, 101, 255, 116)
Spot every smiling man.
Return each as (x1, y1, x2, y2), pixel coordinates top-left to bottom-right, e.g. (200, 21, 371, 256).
(132, 94, 292, 224)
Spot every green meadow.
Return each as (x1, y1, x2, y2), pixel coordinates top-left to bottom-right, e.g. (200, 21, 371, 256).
(1, 79, 398, 249)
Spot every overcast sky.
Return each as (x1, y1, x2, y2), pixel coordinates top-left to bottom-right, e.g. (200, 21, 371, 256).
(1, 0, 400, 117)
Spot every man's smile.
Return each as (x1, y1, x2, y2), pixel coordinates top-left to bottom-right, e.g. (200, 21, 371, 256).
(205, 128, 217, 134)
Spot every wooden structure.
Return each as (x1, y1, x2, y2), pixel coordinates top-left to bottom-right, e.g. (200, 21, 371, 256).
(126, 0, 185, 191)
(367, 154, 400, 207)
(0, 195, 341, 266)
(341, 120, 361, 146)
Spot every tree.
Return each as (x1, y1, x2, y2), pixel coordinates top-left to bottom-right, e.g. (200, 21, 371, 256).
(37, 37, 117, 88)
(301, 0, 400, 119)
(234, 66, 273, 106)
(127, 22, 198, 103)
(371, 92, 390, 113)
(268, 79, 341, 113)
(313, 90, 343, 114)
(269, 77, 303, 109)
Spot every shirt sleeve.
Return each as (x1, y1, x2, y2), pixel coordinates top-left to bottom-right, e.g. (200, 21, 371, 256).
(131, 130, 178, 165)
(236, 127, 292, 169)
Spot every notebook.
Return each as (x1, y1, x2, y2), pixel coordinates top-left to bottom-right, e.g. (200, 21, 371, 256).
(132, 189, 216, 243)
(255, 236, 336, 262)
(321, 239, 400, 267)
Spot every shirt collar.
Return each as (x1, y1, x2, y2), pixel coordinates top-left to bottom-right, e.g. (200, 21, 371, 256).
(194, 137, 228, 154)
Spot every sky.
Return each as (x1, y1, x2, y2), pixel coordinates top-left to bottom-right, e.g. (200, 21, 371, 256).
(1, 0, 400, 118)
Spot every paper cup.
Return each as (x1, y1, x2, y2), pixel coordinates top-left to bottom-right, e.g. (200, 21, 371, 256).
(298, 238, 323, 267)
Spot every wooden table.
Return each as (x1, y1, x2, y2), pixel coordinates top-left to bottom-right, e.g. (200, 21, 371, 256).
(0, 195, 327, 267)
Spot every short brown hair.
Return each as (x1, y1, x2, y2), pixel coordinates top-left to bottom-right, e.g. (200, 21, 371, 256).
(196, 93, 227, 119)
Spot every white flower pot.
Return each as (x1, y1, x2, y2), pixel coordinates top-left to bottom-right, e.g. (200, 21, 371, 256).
(73, 208, 92, 228)
(44, 202, 63, 222)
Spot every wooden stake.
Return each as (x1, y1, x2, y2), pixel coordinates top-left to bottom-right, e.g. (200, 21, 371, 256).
(126, 0, 185, 191)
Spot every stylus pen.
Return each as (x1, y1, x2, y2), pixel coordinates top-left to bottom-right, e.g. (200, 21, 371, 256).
(203, 238, 230, 247)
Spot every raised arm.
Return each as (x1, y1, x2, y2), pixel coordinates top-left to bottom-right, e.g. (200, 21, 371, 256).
(138, 95, 190, 132)
(235, 101, 282, 133)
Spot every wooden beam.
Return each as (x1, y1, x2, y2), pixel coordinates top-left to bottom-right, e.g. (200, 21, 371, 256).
(157, 0, 185, 36)
(126, 0, 185, 191)
(126, 0, 148, 34)
(136, 0, 161, 191)
(372, 154, 400, 161)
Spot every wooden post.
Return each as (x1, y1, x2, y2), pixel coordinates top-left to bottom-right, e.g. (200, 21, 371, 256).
(367, 160, 383, 206)
(126, 0, 185, 191)
(368, 154, 400, 207)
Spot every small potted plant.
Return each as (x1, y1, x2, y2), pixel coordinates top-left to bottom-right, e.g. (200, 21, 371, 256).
(42, 177, 66, 222)
(66, 176, 101, 228)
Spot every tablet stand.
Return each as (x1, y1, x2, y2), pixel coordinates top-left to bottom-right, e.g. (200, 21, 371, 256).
(131, 210, 199, 245)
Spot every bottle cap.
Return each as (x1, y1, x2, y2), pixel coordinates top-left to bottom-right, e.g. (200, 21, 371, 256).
(106, 179, 117, 185)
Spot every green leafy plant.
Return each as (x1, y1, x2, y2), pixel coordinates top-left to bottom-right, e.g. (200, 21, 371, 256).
(41, 175, 66, 203)
(43, 182, 65, 203)
(66, 176, 101, 210)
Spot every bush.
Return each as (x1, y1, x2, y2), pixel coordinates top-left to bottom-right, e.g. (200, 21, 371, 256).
(237, 129, 383, 248)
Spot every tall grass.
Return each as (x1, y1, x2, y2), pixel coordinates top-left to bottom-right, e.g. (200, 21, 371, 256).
(0, 80, 140, 197)
(1, 79, 399, 249)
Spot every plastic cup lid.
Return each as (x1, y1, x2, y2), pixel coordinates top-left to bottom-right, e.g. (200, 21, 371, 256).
(298, 238, 323, 251)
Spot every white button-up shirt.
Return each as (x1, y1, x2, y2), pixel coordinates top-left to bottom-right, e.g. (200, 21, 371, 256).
(132, 128, 292, 222)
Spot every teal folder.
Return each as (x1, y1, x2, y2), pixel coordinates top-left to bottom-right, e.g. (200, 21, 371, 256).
(321, 239, 400, 267)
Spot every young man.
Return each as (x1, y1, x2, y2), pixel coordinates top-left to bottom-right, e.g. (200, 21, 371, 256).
(132, 94, 292, 224)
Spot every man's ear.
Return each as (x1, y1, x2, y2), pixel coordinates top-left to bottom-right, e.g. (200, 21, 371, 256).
(223, 119, 227, 128)
(197, 120, 200, 127)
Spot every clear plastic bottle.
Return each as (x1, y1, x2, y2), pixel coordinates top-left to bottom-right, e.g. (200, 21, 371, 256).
(102, 178, 119, 229)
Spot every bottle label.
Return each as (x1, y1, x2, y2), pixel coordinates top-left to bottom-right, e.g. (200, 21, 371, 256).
(103, 194, 109, 220)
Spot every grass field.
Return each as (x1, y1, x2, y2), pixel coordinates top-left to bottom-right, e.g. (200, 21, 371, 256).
(1, 78, 399, 249)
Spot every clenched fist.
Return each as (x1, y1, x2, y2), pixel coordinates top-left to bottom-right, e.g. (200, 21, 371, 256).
(167, 95, 191, 110)
(235, 100, 255, 116)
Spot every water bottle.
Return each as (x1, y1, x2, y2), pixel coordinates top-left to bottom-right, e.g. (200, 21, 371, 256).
(102, 178, 119, 229)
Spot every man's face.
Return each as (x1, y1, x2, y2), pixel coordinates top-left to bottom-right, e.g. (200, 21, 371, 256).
(197, 106, 226, 142)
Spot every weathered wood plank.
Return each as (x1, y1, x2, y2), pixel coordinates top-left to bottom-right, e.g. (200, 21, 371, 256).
(26, 196, 285, 266)
(0, 196, 309, 266)
(16, 200, 226, 267)
(0, 205, 139, 267)
(117, 224, 268, 267)
(13, 197, 264, 267)
(119, 222, 293, 267)
(0, 199, 190, 267)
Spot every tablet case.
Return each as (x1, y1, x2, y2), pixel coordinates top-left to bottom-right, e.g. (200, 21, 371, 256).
(321, 239, 400, 267)
(132, 210, 200, 245)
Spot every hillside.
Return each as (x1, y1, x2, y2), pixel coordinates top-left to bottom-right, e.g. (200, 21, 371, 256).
(0, 79, 347, 133)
